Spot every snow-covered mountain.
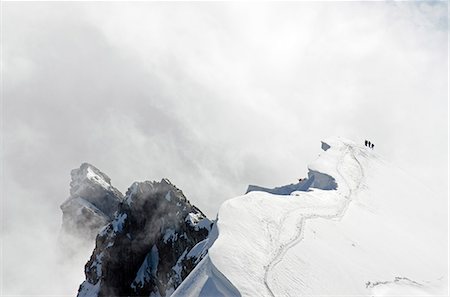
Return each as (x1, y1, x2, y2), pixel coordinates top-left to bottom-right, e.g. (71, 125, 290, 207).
(78, 178, 212, 297)
(60, 163, 124, 245)
(173, 138, 448, 296)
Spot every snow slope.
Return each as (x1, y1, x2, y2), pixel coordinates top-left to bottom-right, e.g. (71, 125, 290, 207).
(173, 137, 448, 296)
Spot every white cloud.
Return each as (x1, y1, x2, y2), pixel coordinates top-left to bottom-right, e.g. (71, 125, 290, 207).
(2, 1, 448, 295)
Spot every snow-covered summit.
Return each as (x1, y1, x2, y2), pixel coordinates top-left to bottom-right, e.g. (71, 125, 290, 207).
(174, 137, 447, 296)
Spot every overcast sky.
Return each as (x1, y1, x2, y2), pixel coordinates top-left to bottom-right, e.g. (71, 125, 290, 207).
(2, 1, 448, 295)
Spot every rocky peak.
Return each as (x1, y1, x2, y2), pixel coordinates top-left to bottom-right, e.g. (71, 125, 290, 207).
(125, 179, 191, 210)
(71, 163, 113, 194)
(60, 163, 124, 243)
(78, 179, 211, 297)
(68, 163, 123, 218)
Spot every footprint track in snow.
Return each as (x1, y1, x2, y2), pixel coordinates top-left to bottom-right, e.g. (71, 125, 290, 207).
(263, 144, 365, 297)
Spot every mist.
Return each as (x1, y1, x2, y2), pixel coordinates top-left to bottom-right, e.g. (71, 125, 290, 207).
(1, 2, 448, 295)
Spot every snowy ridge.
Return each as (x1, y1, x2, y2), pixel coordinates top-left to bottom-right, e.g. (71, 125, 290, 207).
(263, 142, 363, 297)
(174, 137, 447, 296)
(173, 255, 241, 297)
(172, 223, 240, 297)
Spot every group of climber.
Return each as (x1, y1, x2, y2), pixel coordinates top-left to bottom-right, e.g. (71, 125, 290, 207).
(365, 140, 374, 149)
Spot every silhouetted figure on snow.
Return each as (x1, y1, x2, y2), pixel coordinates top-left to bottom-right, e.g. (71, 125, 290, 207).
(365, 140, 375, 150)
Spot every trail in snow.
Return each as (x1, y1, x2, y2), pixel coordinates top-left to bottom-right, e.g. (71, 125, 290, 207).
(263, 144, 365, 297)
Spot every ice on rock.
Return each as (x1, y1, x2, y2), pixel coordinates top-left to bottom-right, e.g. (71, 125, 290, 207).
(112, 213, 127, 233)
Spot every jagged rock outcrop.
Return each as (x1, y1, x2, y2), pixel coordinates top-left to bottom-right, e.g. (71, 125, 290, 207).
(78, 178, 211, 297)
(60, 163, 124, 243)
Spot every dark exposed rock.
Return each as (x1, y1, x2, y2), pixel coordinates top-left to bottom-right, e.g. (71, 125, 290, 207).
(78, 178, 211, 297)
(321, 141, 331, 151)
